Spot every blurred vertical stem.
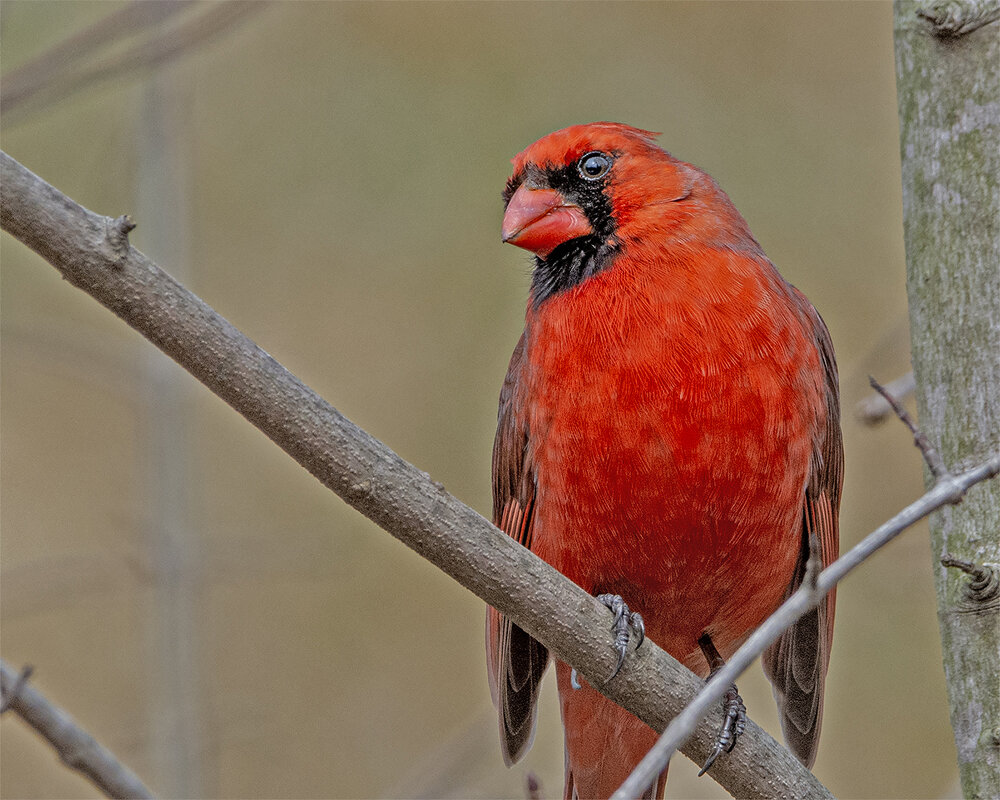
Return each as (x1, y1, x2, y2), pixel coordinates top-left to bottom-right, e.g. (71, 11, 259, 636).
(136, 43, 204, 799)
(893, 2, 1000, 798)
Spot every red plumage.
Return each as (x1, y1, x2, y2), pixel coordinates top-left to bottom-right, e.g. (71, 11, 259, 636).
(487, 123, 842, 799)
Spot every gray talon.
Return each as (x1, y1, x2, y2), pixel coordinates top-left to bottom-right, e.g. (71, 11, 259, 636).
(632, 612, 645, 649)
(698, 683, 747, 775)
(596, 594, 645, 682)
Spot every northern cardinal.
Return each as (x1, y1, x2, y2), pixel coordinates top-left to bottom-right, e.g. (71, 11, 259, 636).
(486, 123, 841, 799)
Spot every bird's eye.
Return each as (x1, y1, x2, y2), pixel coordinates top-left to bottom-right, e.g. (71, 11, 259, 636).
(578, 152, 611, 181)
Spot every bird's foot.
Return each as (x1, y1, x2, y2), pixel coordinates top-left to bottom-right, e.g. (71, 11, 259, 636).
(596, 593, 645, 682)
(696, 632, 747, 775)
(697, 682, 746, 775)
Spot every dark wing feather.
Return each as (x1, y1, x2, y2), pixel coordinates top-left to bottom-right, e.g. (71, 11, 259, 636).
(486, 333, 550, 765)
(763, 291, 843, 768)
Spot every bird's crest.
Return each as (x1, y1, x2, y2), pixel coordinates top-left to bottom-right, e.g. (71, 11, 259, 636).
(511, 122, 662, 174)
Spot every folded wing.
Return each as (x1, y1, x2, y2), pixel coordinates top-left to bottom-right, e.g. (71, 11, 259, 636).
(486, 334, 550, 765)
(763, 292, 843, 767)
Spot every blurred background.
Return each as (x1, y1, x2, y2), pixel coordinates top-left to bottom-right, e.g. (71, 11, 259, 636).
(1, 2, 956, 798)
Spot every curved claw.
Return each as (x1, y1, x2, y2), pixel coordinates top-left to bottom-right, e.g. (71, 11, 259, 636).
(698, 742, 724, 776)
(609, 647, 628, 682)
(697, 684, 747, 776)
(631, 612, 645, 649)
(596, 594, 645, 682)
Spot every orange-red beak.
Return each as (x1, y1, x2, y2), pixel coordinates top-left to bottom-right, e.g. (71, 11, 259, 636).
(501, 185, 592, 259)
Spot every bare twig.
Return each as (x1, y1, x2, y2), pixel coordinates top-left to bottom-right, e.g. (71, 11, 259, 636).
(869, 376, 948, 477)
(855, 371, 916, 425)
(0, 150, 834, 799)
(612, 387, 999, 799)
(0, 660, 155, 799)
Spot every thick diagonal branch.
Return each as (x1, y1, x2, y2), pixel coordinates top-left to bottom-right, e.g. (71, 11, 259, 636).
(0, 149, 829, 799)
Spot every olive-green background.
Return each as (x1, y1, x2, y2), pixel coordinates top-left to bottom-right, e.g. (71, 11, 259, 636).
(1, 2, 954, 798)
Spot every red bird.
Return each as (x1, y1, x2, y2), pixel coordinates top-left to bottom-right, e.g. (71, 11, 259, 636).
(486, 123, 842, 799)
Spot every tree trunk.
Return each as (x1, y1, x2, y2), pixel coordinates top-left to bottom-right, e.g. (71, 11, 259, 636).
(893, 2, 1000, 798)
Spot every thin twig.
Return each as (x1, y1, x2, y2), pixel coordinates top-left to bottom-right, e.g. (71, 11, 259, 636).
(869, 375, 948, 478)
(612, 397, 999, 799)
(855, 371, 915, 425)
(0, 660, 155, 799)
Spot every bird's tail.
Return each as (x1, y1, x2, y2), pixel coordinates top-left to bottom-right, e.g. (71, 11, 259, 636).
(556, 661, 668, 800)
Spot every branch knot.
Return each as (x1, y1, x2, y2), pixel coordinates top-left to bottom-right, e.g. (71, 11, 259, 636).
(941, 555, 1000, 611)
(105, 214, 136, 268)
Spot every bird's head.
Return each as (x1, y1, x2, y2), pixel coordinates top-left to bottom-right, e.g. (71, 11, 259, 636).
(501, 122, 700, 306)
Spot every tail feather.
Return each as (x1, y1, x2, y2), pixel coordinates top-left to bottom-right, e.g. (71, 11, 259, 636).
(556, 662, 667, 799)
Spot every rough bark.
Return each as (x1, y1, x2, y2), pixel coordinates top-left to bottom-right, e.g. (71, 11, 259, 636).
(893, 2, 1000, 797)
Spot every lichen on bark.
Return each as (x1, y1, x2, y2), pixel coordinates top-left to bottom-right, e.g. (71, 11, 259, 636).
(894, 1, 1000, 797)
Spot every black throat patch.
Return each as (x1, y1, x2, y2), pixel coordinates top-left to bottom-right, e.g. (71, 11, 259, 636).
(505, 160, 620, 309)
(530, 233, 619, 308)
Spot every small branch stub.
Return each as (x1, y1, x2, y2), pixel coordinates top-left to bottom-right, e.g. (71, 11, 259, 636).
(106, 214, 135, 267)
(941, 555, 1000, 611)
(0, 664, 34, 713)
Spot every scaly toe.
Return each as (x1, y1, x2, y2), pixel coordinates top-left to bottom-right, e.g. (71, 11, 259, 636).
(596, 594, 645, 682)
(698, 683, 746, 775)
